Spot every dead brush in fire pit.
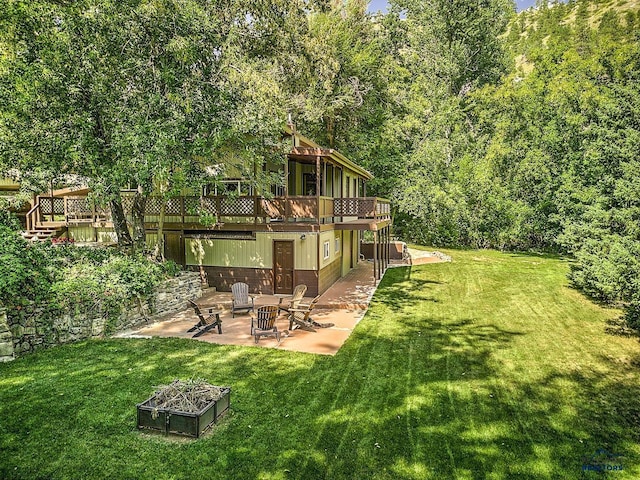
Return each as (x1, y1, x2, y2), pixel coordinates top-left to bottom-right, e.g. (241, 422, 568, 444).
(137, 378, 231, 437)
(150, 378, 225, 419)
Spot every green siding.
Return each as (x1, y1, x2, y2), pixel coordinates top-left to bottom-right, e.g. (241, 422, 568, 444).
(68, 226, 95, 242)
(186, 232, 318, 270)
(319, 230, 342, 269)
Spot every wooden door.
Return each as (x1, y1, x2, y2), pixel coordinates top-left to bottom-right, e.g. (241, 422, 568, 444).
(273, 240, 294, 294)
(164, 232, 185, 265)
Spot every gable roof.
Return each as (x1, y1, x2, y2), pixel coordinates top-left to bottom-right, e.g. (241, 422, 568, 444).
(284, 125, 373, 180)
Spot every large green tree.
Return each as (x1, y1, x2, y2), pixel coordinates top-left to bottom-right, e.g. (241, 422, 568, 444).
(378, 0, 515, 245)
(0, 0, 300, 249)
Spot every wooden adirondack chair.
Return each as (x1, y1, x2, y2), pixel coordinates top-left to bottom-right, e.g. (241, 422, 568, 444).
(231, 282, 255, 318)
(287, 295, 322, 331)
(187, 300, 222, 337)
(277, 284, 308, 314)
(250, 305, 280, 343)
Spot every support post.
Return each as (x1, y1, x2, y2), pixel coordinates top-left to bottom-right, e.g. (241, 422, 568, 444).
(384, 227, 388, 272)
(373, 230, 378, 280)
(316, 154, 321, 225)
(284, 157, 289, 197)
(386, 227, 390, 270)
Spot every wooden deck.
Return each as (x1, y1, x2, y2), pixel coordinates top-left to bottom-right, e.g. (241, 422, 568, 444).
(29, 194, 391, 231)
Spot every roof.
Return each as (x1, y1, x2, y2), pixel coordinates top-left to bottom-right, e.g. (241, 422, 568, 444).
(283, 125, 373, 180)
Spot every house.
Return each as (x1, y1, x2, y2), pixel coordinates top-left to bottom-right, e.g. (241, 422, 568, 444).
(22, 127, 392, 296)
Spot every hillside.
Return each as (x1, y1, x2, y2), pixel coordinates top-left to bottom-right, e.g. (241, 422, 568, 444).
(506, 0, 640, 72)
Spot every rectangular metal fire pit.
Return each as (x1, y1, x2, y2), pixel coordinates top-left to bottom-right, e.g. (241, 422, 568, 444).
(136, 385, 230, 438)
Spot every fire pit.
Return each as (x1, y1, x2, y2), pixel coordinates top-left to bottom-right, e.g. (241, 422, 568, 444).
(137, 379, 231, 438)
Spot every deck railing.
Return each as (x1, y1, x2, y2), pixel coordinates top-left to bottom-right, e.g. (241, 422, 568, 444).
(334, 197, 390, 220)
(33, 194, 391, 226)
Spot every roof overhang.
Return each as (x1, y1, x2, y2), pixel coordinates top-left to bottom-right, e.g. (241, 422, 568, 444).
(288, 147, 373, 180)
(283, 125, 373, 180)
(335, 219, 391, 232)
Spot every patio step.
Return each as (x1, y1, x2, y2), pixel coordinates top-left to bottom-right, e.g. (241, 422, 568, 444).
(21, 226, 64, 242)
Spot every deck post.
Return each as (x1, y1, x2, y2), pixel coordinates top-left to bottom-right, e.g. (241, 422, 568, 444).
(316, 154, 321, 225)
(379, 230, 383, 279)
(373, 230, 378, 280)
(50, 185, 55, 222)
(385, 226, 389, 272)
(386, 226, 390, 271)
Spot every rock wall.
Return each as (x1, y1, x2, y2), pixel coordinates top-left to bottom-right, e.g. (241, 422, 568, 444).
(4, 272, 202, 360)
(0, 309, 15, 362)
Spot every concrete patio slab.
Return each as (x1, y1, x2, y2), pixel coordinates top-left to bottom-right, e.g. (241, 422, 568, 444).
(120, 261, 382, 355)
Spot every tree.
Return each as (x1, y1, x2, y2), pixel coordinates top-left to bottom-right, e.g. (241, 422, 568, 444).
(379, 0, 515, 244)
(0, 0, 300, 250)
(288, 0, 386, 157)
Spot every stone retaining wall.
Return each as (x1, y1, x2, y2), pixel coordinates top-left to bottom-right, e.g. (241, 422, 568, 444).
(3, 272, 202, 360)
(0, 309, 14, 362)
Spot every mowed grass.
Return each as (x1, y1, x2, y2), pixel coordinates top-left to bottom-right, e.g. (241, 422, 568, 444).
(2, 249, 640, 479)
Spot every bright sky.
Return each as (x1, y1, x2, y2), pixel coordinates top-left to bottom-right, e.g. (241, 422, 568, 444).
(367, 0, 537, 14)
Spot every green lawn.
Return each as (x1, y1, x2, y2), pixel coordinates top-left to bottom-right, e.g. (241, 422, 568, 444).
(2, 249, 640, 479)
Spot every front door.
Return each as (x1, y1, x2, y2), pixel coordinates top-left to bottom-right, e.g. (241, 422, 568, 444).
(273, 240, 294, 294)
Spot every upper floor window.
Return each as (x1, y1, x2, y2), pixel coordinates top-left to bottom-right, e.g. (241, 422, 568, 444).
(204, 180, 253, 196)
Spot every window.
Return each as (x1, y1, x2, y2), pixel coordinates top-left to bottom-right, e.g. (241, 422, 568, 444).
(335, 237, 340, 253)
(323, 241, 330, 260)
(303, 173, 322, 196)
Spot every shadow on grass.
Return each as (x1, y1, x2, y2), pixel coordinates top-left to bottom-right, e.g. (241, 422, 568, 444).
(2, 258, 640, 479)
(370, 266, 442, 311)
(281, 316, 640, 479)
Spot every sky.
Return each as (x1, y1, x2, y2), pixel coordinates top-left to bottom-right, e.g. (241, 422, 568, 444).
(367, 0, 537, 14)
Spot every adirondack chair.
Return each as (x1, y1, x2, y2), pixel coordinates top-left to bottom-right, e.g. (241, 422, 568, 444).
(250, 305, 280, 343)
(187, 300, 222, 337)
(287, 295, 322, 331)
(231, 282, 255, 318)
(277, 284, 308, 314)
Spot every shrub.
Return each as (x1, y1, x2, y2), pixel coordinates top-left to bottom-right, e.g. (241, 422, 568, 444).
(0, 226, 181, 326)
(0, 212, 22, 231)
(50, 254, 173, 322)
(0, 226, 53, 309)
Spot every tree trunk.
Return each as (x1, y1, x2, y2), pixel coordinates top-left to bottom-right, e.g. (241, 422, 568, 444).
(110, 193, 133, 248)
(131, 188, 147, 252)
(326, 116, 336, 148)
(155, 200, 166, 261)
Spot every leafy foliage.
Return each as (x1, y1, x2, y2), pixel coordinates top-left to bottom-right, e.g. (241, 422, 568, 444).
(369, 0, 640, 324)
(0, 0, 301, 248)
(2, 0, 640, 325)
(0, 227, 178, 322)
(0, 226, 52, 309)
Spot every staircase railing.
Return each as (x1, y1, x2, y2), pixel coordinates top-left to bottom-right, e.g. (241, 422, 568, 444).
(25, 202, 40, 231)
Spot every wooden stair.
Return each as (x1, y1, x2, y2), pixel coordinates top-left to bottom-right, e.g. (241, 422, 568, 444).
(21, 226, 64, 242)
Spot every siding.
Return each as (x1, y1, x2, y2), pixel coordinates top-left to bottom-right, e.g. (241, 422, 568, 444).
(197, 266, 320, 296)
(68, 226, 95, 242)
(342, 230, 352, 276)
(0, 178, 19, 189)
(318, 258, 342, 295)
(319, 230, 342, 269)
(185, 232, 318, 270)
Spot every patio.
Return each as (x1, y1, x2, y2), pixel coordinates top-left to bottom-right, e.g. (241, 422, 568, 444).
(121, 260, 382, 355)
